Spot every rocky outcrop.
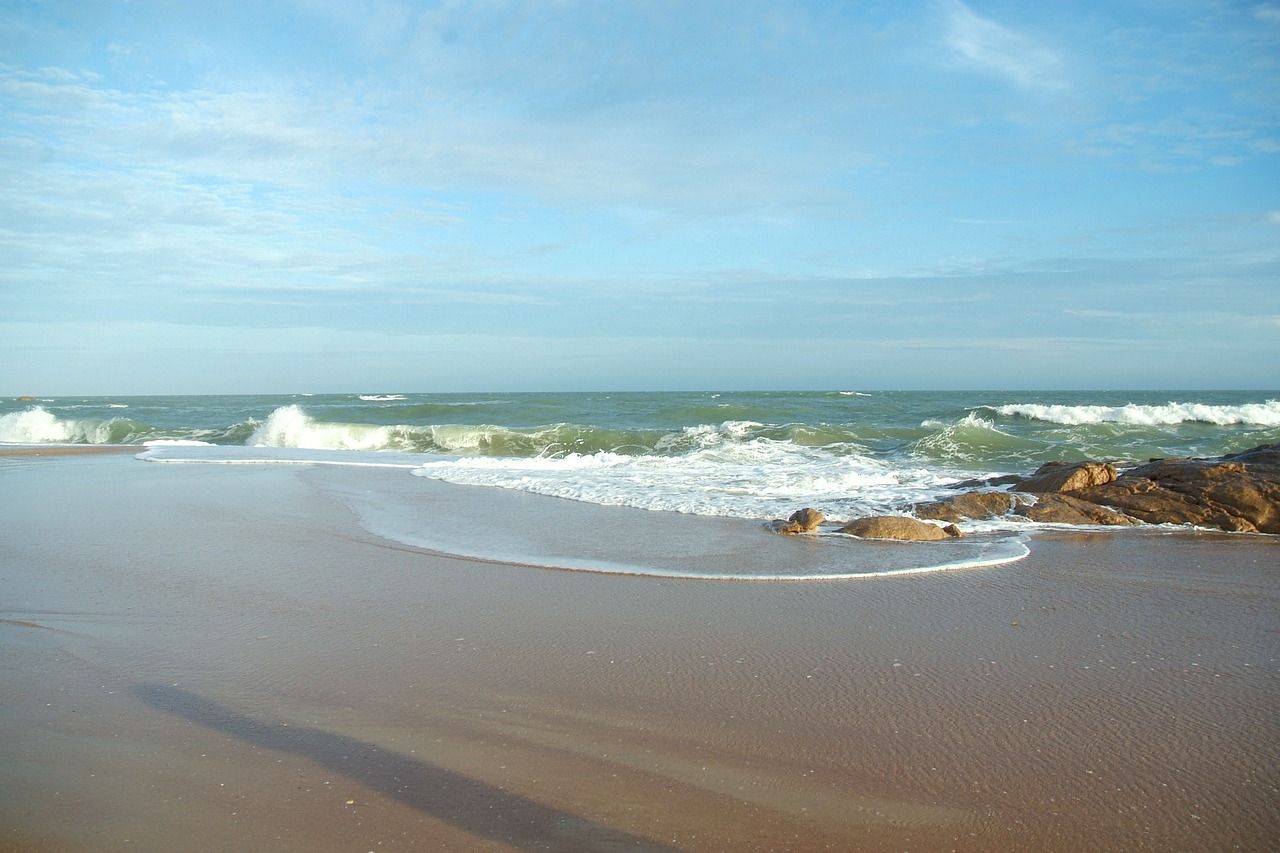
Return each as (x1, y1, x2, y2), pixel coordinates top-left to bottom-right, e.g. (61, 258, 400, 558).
(1015, 493, 1137, 526)
(1073, 445, 1280, 534)
(772, 507, 825, 534)
(914, 491, 1013, 523)
(775, 445, 1280, 541)
(837, 516, 963, 541)
(1016, 460, 1118, 493)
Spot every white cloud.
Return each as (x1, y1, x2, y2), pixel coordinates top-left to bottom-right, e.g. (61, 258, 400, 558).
(1, 43, 851, 221)
(1255, 5, 1280, 24)
(937, 0, 1067, 91)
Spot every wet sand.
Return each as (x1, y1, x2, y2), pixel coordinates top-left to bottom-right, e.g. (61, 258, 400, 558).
(1, 453, 1277, 851)
(0, 445, 137, 456)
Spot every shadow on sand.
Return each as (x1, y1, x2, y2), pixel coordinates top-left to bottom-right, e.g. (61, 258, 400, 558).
(132, 683, 682, 852)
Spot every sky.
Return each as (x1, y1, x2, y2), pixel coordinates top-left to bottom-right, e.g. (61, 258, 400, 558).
(1, 0, 1277, 394)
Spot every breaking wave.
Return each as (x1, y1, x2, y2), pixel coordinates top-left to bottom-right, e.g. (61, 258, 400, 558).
(0, 405, 249, 446)
(994, 400, 1280, 427)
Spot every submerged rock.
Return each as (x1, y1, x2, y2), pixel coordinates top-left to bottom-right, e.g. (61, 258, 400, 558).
(772, 507, 825, 534)
(837, 516, 962, 541)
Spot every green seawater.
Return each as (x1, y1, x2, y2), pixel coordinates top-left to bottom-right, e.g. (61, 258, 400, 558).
(4, 390, 1276, 470)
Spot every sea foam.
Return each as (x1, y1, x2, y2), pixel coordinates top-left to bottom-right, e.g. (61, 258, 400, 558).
(411, 439, 949, 523)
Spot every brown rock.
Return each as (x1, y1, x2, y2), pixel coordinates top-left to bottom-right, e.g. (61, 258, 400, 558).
(773, 507, 825, 534)
(1203, 483, 1275, 530)
(1077, 480, 1254, 532)
(837, 516, 961, 541)
(1224, 444, 1280, 474)
(1074, 445, 1280, 534)
(1017, 460, 1118, 493)
(1015, 493, 1137, 526)
(914, 491, 1013, 523)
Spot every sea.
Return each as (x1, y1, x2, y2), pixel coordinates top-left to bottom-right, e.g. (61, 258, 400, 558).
(4, 390, 1277, 580)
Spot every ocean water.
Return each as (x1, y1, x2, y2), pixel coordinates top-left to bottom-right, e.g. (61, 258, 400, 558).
(4, 390, 1277, 579)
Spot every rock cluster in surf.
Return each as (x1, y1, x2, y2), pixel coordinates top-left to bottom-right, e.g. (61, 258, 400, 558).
(775, 444, 1280, 539)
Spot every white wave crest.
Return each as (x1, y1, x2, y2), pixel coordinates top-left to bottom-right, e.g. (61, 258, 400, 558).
(0, 406, 119, 444)
(913, 412, 1015, 462)
(249, 405, 394, 451)
(996, 400, 1280, 427)
(0, 407, 75, 443)
(655, 420, 763, 452)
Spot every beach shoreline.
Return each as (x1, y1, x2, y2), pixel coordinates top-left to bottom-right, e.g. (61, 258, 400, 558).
(2, 453, 1277, 851)
(0, 444, 138, 456)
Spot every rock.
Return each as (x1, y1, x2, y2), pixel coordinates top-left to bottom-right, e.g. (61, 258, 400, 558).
(772, 507, 825, 534)
(914, 491, 1013, 523)
(1226, 444, 1280, 474)
(1076, 480, 1246, 530)
(1016, 460, 1118, 493)
(1015, 493, 1137, 526)
(837, 516, 962, 541)
(1073, 444, 1280, 534)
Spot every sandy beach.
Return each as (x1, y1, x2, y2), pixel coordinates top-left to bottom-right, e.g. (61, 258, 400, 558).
(2, 451, 1277, 851)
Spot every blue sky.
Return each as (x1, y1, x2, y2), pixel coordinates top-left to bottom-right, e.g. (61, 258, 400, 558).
(2, 0, 1277, 393)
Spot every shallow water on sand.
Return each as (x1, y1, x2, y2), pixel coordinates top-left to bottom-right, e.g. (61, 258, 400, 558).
(315, 463, 1031, 580)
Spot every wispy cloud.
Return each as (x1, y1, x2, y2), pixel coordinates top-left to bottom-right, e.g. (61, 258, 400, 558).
(1068, 114, 1279, 171)
(1255, 5, 1280, 24)
(937, 0, 1067, 91)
